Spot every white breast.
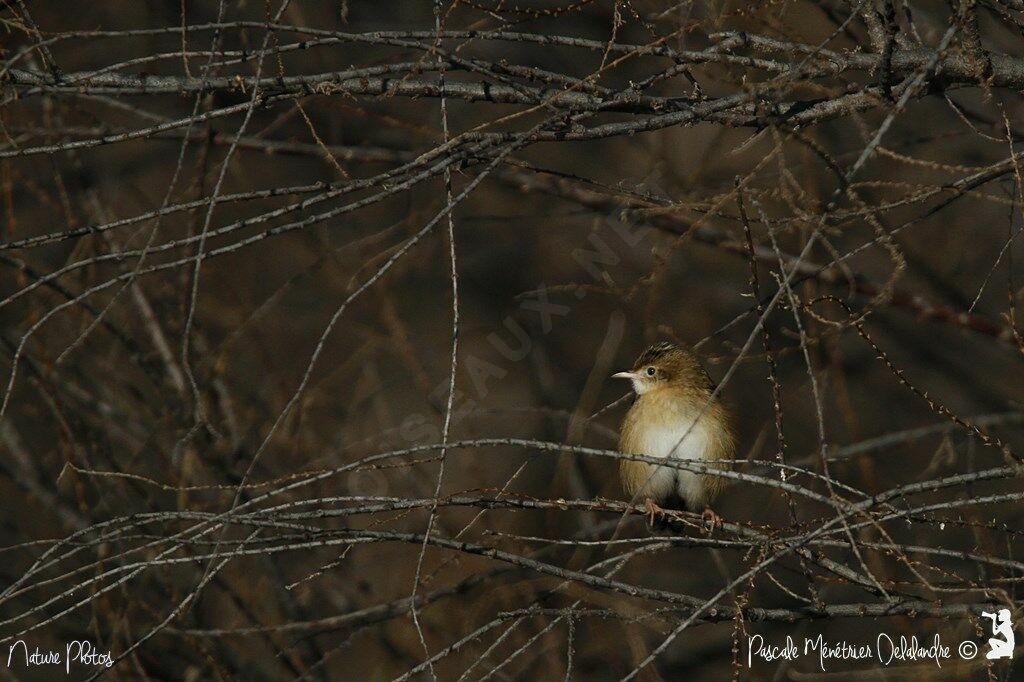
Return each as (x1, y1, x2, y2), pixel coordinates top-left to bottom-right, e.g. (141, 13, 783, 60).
(640, 416, 710, 460)
(637, 415, 712, 507)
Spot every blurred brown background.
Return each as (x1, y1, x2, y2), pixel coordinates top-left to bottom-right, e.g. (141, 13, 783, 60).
(2, 1, 1024, 680)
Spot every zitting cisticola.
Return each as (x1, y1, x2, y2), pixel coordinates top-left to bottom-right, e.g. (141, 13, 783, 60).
(614, 342, 734, 530)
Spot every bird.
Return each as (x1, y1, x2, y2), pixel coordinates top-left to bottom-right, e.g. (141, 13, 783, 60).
(613, 341, 734, 531)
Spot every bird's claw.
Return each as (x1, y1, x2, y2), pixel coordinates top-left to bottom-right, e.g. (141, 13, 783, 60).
(644, 498, 665, 527)
(701, 507, 722, 535)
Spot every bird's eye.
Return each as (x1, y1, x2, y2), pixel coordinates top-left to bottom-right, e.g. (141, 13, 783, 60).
(645, 367, 656, 377)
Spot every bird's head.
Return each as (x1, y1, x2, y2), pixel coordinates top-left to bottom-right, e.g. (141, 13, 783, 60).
(612, 341, 707, 396)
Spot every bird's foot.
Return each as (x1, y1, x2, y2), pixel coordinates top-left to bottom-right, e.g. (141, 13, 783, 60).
(644, 498, 665, 527)
(701, 507, 722, 535)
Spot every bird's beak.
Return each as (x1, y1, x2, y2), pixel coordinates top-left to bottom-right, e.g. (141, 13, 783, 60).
(612, 371, 636, 380)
